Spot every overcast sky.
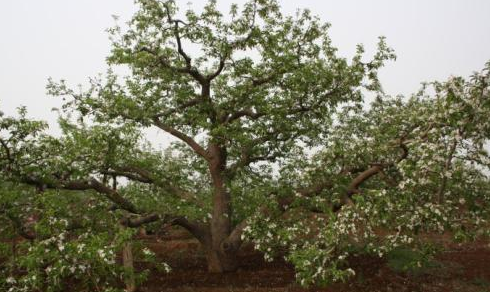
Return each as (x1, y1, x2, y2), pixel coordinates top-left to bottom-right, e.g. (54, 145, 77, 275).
(1, 0, 490, 141)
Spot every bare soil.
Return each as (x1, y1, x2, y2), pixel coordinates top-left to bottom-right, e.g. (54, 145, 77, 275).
(134, 229, 490, 292)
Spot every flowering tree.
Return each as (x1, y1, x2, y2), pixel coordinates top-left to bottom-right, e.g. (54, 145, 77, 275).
(1, 0, 489, 288)
(243, 63, 490, 284)
(0, 115, 168, 291)
(45, 0, 393, 273)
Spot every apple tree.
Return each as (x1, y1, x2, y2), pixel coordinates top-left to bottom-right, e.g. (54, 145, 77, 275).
(43, 0, 394, 273)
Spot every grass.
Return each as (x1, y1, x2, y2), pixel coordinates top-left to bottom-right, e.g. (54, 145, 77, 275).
(386, 247, 441, 275)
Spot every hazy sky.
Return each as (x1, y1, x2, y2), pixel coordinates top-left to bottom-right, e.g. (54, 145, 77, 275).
(1, 0, 490, 140)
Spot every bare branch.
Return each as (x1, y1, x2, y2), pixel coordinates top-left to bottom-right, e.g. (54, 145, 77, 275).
(161, 3, 206, 84)
(103, 166, 205, 208)
(346, 164, 384, 195)
(120, 213, 160, 228)
(21, 176, 139, 214)
(103, 166, 152, 183)
(207, 56, 227, 81)
(139, 47, 205, 84)
(152, 117, 210, 160)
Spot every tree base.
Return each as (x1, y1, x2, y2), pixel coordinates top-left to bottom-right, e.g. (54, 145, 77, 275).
(206, 249, 238, 273)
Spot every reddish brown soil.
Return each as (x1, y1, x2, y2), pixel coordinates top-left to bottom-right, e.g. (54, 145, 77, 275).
(133, 229, 490, 292)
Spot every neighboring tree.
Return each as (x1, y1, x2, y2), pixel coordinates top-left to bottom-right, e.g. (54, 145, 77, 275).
(243, 64, 490, 284)
(0, 179, 139, 292)
(0, 113, 170, 292)
(1, 0, 489, 288)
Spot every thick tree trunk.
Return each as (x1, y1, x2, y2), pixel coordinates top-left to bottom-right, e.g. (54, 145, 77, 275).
(205, 143, 239, 273)
(205, 246, 238, 273)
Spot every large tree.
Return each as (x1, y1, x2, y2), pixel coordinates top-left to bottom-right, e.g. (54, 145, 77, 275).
(44, 0, 393, 272)
(1, 0, 489, 285)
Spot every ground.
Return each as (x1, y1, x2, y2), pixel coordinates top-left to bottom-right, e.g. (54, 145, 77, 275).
(134, 229, 490, 292)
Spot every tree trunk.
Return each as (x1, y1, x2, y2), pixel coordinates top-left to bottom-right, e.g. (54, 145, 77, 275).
(205, 246, 238, 273)
(206, 143, 239, 273)
(122, 241, 136, 292)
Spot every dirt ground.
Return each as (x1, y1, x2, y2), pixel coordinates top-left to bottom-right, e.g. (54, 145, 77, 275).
(133, 229, 490, 292)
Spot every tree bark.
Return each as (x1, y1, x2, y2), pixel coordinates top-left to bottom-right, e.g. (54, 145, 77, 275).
(200, 229, 239, 273)
(205, 247, 238, 273)
(206, 143, 239, 272)
(122, 241, 136, 292)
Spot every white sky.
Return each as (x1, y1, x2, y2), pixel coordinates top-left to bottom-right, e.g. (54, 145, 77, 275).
(1, 0, 490, 144)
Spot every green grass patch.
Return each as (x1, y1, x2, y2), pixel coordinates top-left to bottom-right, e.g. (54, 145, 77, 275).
(386, 247, 441, 275)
